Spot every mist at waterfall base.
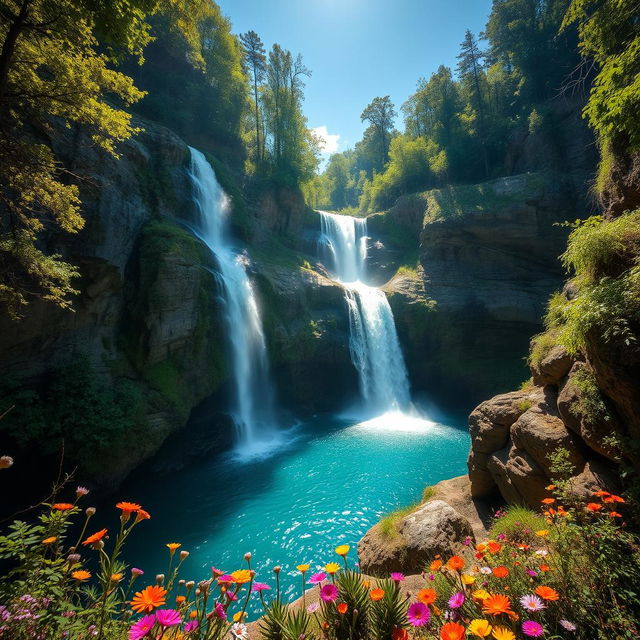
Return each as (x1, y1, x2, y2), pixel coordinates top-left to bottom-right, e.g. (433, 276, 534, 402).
(117, 153, 469, 612)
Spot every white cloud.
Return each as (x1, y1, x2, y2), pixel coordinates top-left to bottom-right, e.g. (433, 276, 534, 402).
(311, 125, 340, 155)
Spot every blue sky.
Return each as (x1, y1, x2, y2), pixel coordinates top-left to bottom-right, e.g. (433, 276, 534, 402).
(217, 0, 493, 159)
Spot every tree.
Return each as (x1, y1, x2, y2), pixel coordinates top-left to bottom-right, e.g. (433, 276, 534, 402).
(457, 30, 489, 177)
(360, 96, 397, 169)
(240, 30, 267, 163)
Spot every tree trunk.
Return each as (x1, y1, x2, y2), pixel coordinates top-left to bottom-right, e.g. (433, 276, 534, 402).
(0, 0, 31, 106)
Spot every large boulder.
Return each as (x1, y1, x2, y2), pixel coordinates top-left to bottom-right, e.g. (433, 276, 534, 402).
(530, 344, 574, 386)
(358, 500, 474, 575)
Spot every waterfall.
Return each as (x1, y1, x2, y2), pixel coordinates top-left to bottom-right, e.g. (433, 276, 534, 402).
(318, 211, 411, 414)
(188, 147, 278, 452)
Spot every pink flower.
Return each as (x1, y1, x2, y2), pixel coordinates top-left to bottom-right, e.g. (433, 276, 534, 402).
(522, 621, 544, 637)
(309, 572, 326, 584)
(390, 572, 405, 583)
(560, 620, 576, 632)
(520, 594, 545, 612)
(217, 574, 234, 584)
(307, 603, 320, 614)
(155, 610, 181, 627)
(252, 582, 271, 592)
(448, 592, 465, 609)
(214, 603, 226, 620)
(407, 602, 430, 627)
(76, 486, 89, 497)
(184, 620, 198, 633)
(320, 584, 338, 602)
(211, 566, 224, 577)
(129, 614, 155, 640)
(526, 569, 538, 577)
(131, 568, 144, 577)
(226, 591, 238, 601)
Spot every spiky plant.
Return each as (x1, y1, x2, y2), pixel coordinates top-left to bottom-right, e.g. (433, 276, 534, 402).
(321, 569, 370, 640)
(369, 579, 408, 640)
(282, 608, 314, 640)
(260, 599, 288, 640)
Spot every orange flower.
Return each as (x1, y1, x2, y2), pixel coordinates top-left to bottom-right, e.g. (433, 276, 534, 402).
(593, 490, 610, 497)
(42, 536, 57, 545)
(176, 595, 186, 604)
(535, 586, 559, 601)
(231, 569, 251, 584)
(541, 498, 555, 505)
(136, 509, 151, 522)
(430, 559, 443, 572)
(586, 503, 602, 512)
(476, 543, 487, 552)
(131, 585, 167, 613)
(82, 528, 107, 546)
(539, 564, 550, 572)
(111, 573, 123, 583)
(482, 594, 513, 616)
(440, 621, 466, 640)
(545, 484, 556, 491)
(337, 603, 348, 615)
(392, 628, 409, 640)
(52, 503, 75, 511)
(417, 588, 437, 605)
(487, 541, 501, 554)
(609, 511, 623, 518)
(189, 611, 198, 619)
(492, 566, 509, 578)
(604, 494, 625, 504)
(72, 570, 91, 581)
(370, 588, 385, 601)
(166, 543, 181, 554)
(116, 502, 141, 514)
(447, 556, 465, 571)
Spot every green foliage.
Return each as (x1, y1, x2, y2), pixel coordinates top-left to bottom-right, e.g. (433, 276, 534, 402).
(368, 579, 407, 640)
(570, 365, 612, 424)
(528, 328, 560, 370)
(489, 505, 548, 544)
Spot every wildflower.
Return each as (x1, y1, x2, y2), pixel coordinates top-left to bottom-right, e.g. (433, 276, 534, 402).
(393, 628, 409, 640)
(468, 619, 492, 637)
(522, 621, 544, 637)
(447, 556, 465, 571)
(180, 550, 189, 561)
(273, 566, 281, 574)
(541, 498, 555, 505)
(604, 494, 625, 503)
(217, 575, 234, 584)
(175, 596, 186, 605)
(117, 502, 141, 513)
(211, 566, 224, 577)
(86, 507, 96, 517)
(128, 614, 156, 640)
(593, 490, 610, 497)
(430, 559, 443, 571)
(487, 541, 501, 554)
(448, 592, 465, 609)
(309, 572, 326, 584)
(534, 549, 547, 556)
(472, 589, 490, 601)
(233, 612, 246, 622)
(325, 562, 340, 574)
(407, 602, 430, 627)
(439, 621, 464, 640)
(492, 567, 509, 578)
(559, 620, 577, 631)
(492, 627, 515, 640)
(335, 544, 350, 556)
(480, 567, 492, 575)
(132, 568, 144, 577)
(320, 583, 338, 602)
(535, 530, 548, 537)
(545, 484, 556, 491)
(184, 620, 198, 633)
(519, 595, 545, 612)
(296, 564, 310, 572)
(482, 594, 513, 616)
(214, 603, 226, 620)
(462, 574, 476, 585)
(464, 536, 473, 546)
(71, 570, 91, 581)
(538, 564, 550, 572)
(131, 586, 167, 613)
(390, 572, 405, 582)
(609, 511, 623, 518)
(337, 603, 348, 614)
(42, 536, 57, 545)
(586, 503, 602, 512)
(52, 503, 75, 511)
(82, 529, 108, 546)
(156, 574, 165, 585)
(0, 456, 13, 469)
(226, 592, 238, 601)
(231, 569, 251, 584)
(166, 543, 181, 555)
(155, 609, 181, 627)
(230, 622, 249, 640)
(526, 570, 537, 577)
(111, 573, 123, 583)
(136, 510, 151, 522)
(534, 586, 558, 601)
(307, 602, 319, 614)
(417, 588, 436, 605)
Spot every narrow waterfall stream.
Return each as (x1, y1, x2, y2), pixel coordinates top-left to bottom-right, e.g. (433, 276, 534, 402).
(188, 147, 279, 455)
(318, 211, 412, 415)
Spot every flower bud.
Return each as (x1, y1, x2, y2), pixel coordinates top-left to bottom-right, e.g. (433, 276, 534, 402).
(0, 456, 13, 470)
(244, 552, 252, 561)
(180, 550, 189, 561)
(179, 580, 186, 587)
(85, 507, 96, 518)
(67, 554, 81, 565)
(186, 581, 195, 591)
(273, 566, 281, 574)
(195, 588, 201, 596)
(156, 574, 165, 585)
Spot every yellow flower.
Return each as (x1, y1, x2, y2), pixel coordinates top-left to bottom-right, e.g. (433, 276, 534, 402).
(233, 611, 246, 622)
(492, 627, 515, 640)
(462, 574, 476, 585)
(42, 536, 57, 545)
(335, 544, 350, 556)
(166, 543, 181, 555)
(325, 562, 340, 574)
(535, 530, 549, 537)
(231, 569, 252, 584)
(296, 564, 310, 573)
(468, 619, 492, 638)
(472, 589, 490, 601)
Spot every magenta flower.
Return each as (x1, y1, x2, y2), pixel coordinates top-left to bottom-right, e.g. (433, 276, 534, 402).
(217, 574, 234, 584)
(320, 583, 338, 602)
(252, 582, 271, 592)
(309, 572, 326, 584)
(526, 569, 538, 577)
(463, 536, 472, 546)
(407, 602, 430, 627)
(155, 610, 181, 627)
(448, 592, 465, 609)
(226, 591, 238, 601)
(520, 594, 545, 612)
(184, 620, 198, 633)
(390, 572, 405, 583)
(522, 621, 544, 637)
(131, 568, 144, 577)
(129, 614, 155, 640)
(211, 566, 224, 577)
(214, 603, 227, 620)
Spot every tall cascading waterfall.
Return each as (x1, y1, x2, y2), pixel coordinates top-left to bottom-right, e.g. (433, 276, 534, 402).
(318, 211, 411, 414)
(188, 147, 278, 452)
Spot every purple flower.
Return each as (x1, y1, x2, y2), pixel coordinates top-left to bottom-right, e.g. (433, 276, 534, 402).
(520, 594, 545, 612)
(184, 620, 198, 633)
(320, 584, 338, 602)
(129, 614, 156, 640)
(407, 602, 430, 627)
(497, 533, 507, 541)
(131, 568, 144, 577)
(560, 620, 577, 632)
(522, 621, 544, 637)
(214, 603, 226, 620)
(155, 609, 181, 627)
(252, 582, 271, 592)
(463, 536, 472, 546)
(390, 572, 405, 583)
(448, 592, 465, 609)
(309, 572, 327, 584)
(526, 569, 538, 577)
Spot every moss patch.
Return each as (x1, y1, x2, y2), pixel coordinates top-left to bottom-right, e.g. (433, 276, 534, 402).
(378, 486, 435, 540)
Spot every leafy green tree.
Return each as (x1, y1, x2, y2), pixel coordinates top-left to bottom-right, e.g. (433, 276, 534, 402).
(360, 96, 397, 170)
(240, 30, 267, 164)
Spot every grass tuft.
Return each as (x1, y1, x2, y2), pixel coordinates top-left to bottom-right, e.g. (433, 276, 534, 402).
(490, 505, 547, 544)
